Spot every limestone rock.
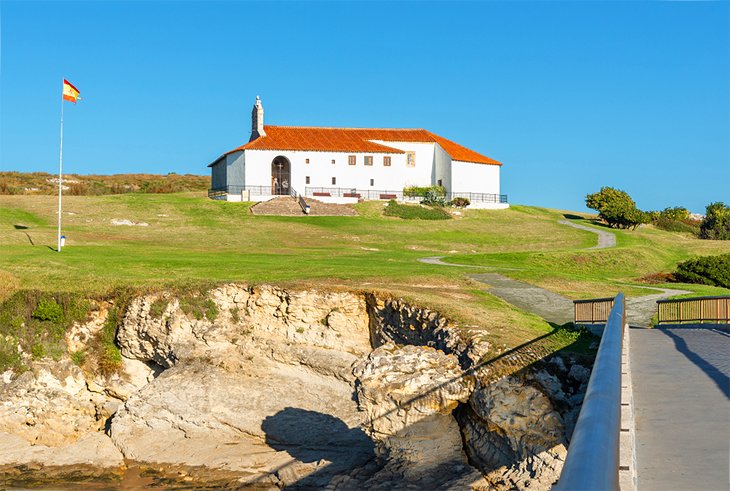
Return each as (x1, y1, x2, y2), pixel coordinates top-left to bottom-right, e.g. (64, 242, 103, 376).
(110, 359, 376, 482)
(353, 343, 484, 487)
(461, 376, 567, 490)
(568, 363, 591, 383)
(64, 301, 110, 353)
(0, 431, 124, 483)
(0, 360, 102, 446)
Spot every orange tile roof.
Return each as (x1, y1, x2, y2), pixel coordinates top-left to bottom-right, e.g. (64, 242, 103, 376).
(225, 126, 501, 166)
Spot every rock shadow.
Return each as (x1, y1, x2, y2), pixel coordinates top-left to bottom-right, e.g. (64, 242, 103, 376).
(261, 407, 378, 488)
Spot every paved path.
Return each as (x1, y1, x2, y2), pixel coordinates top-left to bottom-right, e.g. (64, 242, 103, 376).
(624, 286, 691, 327)
(469, 273, 574, 325)
(631, 327, 730, 490)
(420, 220, 688, 326)
(558, 219, 617, 249)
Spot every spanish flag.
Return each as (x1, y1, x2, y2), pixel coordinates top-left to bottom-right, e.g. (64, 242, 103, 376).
(62, 79, 80, 103)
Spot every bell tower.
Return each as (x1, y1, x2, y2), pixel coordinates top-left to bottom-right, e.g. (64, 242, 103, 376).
(250, 96, 266, 141)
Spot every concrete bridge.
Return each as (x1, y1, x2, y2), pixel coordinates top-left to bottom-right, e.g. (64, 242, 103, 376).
(630, 325, 729, 490)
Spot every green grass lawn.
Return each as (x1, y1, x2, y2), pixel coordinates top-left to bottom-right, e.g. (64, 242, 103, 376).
(1, 192, 728, 352)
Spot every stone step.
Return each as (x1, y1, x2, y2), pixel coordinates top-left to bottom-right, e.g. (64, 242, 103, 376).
(250, 197, 357, 217)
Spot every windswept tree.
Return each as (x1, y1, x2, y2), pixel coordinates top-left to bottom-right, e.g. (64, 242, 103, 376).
(585, 187, 649, 229)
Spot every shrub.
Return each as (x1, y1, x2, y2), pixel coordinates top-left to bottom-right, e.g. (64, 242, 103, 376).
(450, 197, 470, 208)
(653, 217, 700, 235)
(699, 202, 730, 240)
(403, 185, 446, 198)
(421, 188, 447, 206)
(673, 254, 730, 288)
(384, 200, 451, 220)
(32, 298, 64, 323)
(660, 207, 690, 221)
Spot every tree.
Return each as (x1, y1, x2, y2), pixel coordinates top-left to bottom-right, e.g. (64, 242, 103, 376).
(585, 187, 646, 229)
(699, 202, 730, 240)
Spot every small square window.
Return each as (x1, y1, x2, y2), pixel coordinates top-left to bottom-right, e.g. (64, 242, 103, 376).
(306, 176, 310, 184)
(332, 177, 337, 185)
(364, 156, 373, 166)
(331, 159, 336, 165)
(305, 158, 310, 164)
(348, 155, 356, 166)
(437, 179, 442, 186)
(370, 179, 374, 187)
(406, 152, 416, 167)
(383, 156, 391, 167)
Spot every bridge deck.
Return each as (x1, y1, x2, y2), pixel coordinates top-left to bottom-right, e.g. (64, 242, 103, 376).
(631, 326, 729, 490)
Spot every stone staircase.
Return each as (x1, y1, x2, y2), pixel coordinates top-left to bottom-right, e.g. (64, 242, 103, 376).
(250, 197, 357, 216)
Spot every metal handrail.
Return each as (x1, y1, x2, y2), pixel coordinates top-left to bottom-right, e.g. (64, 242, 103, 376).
(289, 187, 309, 214)
(555, 293, 625, 491)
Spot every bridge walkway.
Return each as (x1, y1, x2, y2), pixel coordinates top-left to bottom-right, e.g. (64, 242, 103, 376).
(630, 326, 729, 490)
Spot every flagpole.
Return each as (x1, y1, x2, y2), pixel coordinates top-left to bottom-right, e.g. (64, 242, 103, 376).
(57, 84, 64, 252)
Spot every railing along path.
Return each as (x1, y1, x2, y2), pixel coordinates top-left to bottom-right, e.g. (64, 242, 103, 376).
(555, 293, 625, 491)
(656, 295, 730, 325)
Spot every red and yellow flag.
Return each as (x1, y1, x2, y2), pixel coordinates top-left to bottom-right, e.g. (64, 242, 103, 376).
(62, 79, 80, 103)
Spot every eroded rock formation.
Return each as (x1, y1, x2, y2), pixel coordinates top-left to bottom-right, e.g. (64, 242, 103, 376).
(0, 284, 591, 489)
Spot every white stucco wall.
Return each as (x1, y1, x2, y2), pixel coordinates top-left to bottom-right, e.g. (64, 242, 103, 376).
(226, 151, 245, 187)
(367, 141, 435, 188)
(241, 148, 431, 193)
(433, 143, 452, 191)
(450, 160, 501, 195)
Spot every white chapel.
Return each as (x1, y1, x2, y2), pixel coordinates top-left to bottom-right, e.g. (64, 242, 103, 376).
(208, 97, 507, 208)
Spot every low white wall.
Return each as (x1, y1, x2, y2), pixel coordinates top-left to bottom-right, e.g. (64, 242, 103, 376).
(310, 196, 359, 205)
(466, 202, 509, 210)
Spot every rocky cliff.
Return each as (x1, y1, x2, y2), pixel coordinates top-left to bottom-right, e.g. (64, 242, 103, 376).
(0, 285, 591, 489)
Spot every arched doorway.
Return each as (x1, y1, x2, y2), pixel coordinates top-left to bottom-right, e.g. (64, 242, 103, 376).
(271, 156, 291, 196)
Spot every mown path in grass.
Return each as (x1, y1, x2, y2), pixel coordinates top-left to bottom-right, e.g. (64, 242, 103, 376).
(421, 219, 692, 326)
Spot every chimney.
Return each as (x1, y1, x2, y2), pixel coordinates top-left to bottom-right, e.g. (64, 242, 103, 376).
(250, 96, 266, 141)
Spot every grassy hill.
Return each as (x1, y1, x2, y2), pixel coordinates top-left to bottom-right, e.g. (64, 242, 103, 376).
(0, 171, 208, 195)
(1, 192, 728, 352)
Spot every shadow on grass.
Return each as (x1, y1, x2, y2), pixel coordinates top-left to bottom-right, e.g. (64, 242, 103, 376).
(13, 224, 34, 246)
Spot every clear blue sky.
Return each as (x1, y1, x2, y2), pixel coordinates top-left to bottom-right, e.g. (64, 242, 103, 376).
(1, 1, 728, 213)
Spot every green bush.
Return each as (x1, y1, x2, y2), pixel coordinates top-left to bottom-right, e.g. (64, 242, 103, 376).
(0, 292, 92, 371)
(653, 217, 700, 235)
(450, 197, 470, 208)
(32, 298, 64, 323)
(403, 185, 446, 198)
(384, 200, 451, 220)
(673, 254, 730, 288)
(699, 202, 730, 240)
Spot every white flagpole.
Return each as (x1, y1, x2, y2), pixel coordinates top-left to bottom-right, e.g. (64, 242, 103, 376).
(57, 83, 64, 252)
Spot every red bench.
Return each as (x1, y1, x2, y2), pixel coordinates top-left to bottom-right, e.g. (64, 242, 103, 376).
(379, 193, 397, 200)
(313, 192, 331, 197)
(343, 193, 361, 198)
